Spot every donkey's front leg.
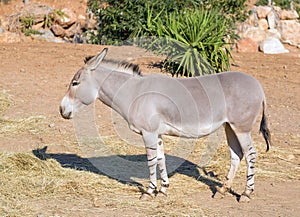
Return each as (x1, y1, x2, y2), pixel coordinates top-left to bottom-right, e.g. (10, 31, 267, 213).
(140, 131, 159, 199)
(157, 136, 169, 196)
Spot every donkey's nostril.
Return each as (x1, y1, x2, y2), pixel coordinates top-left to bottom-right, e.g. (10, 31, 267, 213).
(59, 105, 64, 115)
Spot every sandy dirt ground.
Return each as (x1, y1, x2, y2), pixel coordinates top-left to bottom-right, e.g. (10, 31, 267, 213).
(0, 1, 299, 217)
(0, 38, 299, 217)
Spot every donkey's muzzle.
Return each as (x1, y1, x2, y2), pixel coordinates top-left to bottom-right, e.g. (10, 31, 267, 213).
(59, 105, 72, 119)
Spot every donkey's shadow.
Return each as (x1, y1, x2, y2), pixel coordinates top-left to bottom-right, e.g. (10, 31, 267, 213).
(33, 146, 239, 199)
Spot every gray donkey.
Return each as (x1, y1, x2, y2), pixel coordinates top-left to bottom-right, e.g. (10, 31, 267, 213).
(60, 48, 271, 202)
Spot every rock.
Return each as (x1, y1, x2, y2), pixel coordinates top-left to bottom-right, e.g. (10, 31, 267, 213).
(273, 6, 282, 13)
(0, 17, 9, 31)
(259, 37, 289, 54)
(246, 12, 258, 27)
(0, 27, 4, 34)
(78, 14, 86, 29)
(0, 31, 21, 43)
(277, 20, 300, 46)
(267, 10, 278, 29)
(21, 4, 53, 24)
(65, 23, 80, 38)
(256, 6, 272, 19)
(32, 22, 44, 30)
(30, 29, 66, 43)
(279, 9, 299, 20)
(51, 23, 66, 37)
(266, 28, 281, 39)
(240, 25, 267, 42)
(78, 14, 86, 20)
(236, 38, 258, 52)
(56, 8, 77, 28)
(258, 18, 269, 30)
(84, 13, 97, 30)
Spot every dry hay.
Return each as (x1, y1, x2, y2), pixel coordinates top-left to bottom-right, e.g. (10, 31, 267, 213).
(0, 151, 134, 216)
(0, 115, 46, 136)
(0, 151, 207, 216)
(255, 143, 300, 180)
(0, 89, 46, 137)
(0, 89, 13, 114)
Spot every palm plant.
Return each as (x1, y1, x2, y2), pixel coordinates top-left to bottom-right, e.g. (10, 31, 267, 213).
(149, 8, 234, 76)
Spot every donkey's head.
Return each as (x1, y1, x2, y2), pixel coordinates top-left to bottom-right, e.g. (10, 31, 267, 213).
(59, 48, 108, 119)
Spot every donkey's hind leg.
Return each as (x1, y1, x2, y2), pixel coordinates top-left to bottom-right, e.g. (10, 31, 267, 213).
(235, 132, 257, 202)
(217, 123, 244, 196)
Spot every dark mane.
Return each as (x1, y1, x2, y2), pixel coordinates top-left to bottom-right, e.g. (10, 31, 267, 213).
(118, 61, 142, 76)
(84, 55, 142, 76)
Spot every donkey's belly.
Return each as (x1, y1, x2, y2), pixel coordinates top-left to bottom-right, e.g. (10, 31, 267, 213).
(158, 119, 225, 138)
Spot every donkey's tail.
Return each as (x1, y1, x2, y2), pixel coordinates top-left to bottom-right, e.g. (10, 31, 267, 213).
(260, 100, 271, 152)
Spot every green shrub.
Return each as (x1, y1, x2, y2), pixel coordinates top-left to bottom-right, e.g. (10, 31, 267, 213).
(20, 15, 42, 36)
(87, 0, 248, 76)
(147, 8, 234, 76)
(87, 0, 200, 45)
(88, 0, 247, 45)
(204, 0, 248, 22)
(0, 0, 11, 4)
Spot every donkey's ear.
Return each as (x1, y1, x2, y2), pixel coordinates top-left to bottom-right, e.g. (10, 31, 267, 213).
(87, 48, 108, 70)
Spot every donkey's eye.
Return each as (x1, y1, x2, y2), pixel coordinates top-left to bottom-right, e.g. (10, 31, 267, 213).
(72, 80, 80, 86)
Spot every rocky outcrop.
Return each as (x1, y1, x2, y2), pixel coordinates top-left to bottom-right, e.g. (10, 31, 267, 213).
(0, 2, 96, 43)
(237, 5, 300, 53)
(1, 2, 299, 50)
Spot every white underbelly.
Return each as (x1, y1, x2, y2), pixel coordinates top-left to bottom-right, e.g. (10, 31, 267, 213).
(158, 121, 224, 138)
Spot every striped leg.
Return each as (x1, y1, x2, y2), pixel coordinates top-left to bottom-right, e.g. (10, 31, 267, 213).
(236, 133, 256, 202)
(157, 137, 169, 195)
(141, 131, 158, 199)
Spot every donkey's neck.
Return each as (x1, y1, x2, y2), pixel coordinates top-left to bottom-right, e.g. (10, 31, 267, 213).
(96, 67, 138, 117)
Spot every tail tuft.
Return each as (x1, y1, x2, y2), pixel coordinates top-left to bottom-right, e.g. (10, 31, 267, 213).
(260, 101, 271, 152)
